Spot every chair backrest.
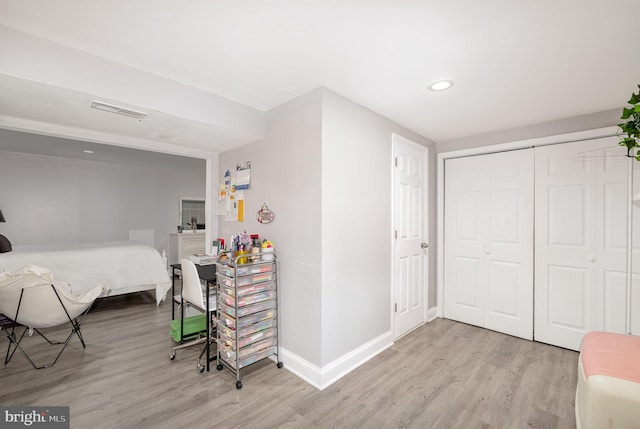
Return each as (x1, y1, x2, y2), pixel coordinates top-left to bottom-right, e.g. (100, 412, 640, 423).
(0, 265, 105, 328)
(180, 259, 205, 311)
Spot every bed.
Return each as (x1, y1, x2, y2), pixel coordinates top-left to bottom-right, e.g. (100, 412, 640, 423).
(0, 240, 171, 304)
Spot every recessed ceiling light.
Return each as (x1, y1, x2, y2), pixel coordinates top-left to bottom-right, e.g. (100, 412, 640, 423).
(428, 80, 454, 91)
(83, 150, 95, 154)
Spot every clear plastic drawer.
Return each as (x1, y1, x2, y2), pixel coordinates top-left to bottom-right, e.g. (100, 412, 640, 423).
(218, 337, 276, 361)
(218, 318, 276, 340)
(219, 300, 275, 318)
(236, 272, 274, 286)
(216, 272, 234, 287)
(216, 270, 275, 287)
(220, 281, 275, 298)
(217, 309, 276, 331)
(216, 261, 275, 278)
(220, 327, 277, 350)
(219, 290, 275, 308)
(236, 262, 274, 277)
(221, 346, 277, 370)
(216, 264, 234, 277)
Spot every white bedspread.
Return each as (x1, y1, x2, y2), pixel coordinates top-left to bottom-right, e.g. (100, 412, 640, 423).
(0, 241, 171, 305)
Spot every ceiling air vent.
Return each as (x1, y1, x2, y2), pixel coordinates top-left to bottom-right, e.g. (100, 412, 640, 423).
(90, 101, 147, 121)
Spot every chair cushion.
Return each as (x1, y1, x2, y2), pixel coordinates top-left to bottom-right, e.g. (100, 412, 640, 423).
(581, 331, 640, 384)
(0, 234, 12, 253)
(0, 265, 106, 328)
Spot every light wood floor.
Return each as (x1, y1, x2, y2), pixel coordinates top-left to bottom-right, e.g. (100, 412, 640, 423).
(0, 292, 578, 429)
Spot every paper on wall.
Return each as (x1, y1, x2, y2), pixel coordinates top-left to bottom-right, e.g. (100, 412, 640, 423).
(236, 161, 251, 190)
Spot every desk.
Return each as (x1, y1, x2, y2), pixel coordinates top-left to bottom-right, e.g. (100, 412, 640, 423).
(170, 263, 216, 371)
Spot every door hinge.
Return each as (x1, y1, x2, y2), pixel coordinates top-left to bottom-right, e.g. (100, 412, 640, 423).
(394, 303, 397, 313)
(395, 157, 398, 167)
(394, 230, 397, 239)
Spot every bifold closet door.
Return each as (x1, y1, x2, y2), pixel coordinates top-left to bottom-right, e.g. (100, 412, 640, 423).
(534, 137, 633, 351)
(444, 149, 534, 340)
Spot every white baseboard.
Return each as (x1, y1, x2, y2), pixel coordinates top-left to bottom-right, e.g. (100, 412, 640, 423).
(427, 306, 438, 322)
(279, 330, 393, 390)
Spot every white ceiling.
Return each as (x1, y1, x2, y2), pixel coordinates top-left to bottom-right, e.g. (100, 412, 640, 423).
(1, 0, 639, 157)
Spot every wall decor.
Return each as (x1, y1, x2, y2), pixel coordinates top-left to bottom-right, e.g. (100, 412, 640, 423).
(257, 203, 275, 224)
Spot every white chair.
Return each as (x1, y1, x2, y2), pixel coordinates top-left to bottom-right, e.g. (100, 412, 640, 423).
(0, 265, 107, 369)
(170, 259, 215, 371)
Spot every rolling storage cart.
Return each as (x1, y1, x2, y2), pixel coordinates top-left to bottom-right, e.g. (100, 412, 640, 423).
(215, 251, 282, 389)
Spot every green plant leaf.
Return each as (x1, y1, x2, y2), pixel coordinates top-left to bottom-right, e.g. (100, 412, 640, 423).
(618, 85, 640, 161)
(620, 137, 639, 153)
(622, 107, 634, 119)
(619, 121, 632, 133)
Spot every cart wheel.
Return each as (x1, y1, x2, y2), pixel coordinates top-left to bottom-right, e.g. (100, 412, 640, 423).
(236, 381, 243, 390)
(216, 363, 223, 371)
(199, 366, 205, 373)
(277, 362, 283, 369)
(170, 353, 176, 360)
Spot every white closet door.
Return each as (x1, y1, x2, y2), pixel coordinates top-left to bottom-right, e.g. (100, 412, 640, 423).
(534, 137, 629, 350)
(444, 149, 534, 339)
(632, 161, 640, 336)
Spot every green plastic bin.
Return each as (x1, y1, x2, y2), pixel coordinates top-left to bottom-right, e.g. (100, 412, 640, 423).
(170, 314, 206, 343)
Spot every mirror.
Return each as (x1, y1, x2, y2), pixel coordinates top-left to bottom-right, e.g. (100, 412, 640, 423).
(179, 198, 205, 230)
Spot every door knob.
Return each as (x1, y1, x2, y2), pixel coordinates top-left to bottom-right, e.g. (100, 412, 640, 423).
(421, 242, 429, 249)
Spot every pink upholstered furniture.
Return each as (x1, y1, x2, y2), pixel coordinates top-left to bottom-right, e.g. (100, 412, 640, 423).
(576, 331, 640, 428)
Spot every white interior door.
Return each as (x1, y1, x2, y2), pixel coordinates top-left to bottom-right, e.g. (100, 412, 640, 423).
(444, 149, 534, 340)
(535, 137, 631, 350)
(393, 134, 428, 339)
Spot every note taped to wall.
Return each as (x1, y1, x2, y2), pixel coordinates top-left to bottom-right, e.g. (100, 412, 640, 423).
(236, 161, 251, 190)
(237, 199, 244, 222)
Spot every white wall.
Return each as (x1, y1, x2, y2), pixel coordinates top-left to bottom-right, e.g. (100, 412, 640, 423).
(218, 87, 437, 387)
(0, 148, 205, 253)
(321, 89, 435, 366)
(218, 89, 324, 366)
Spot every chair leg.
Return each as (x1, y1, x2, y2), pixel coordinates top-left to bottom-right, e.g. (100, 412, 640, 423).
(5, 326, 41, 369)
(33, 328, 63, 345)
(46, 325, 82, 368)
(4, 290, 39, 368)
(196, 333, 217, 372)
(74, 320, 86, 349)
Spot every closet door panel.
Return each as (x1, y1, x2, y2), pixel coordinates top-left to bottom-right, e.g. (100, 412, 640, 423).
(535, 142, 597, 350)
(595, 144, 628, 338)
(547, 265, 588, 330)
(484, 152, 533, 339)
(444, 150, 533, 339)
(547, 185, 589, 248)
(488, 261, 520, 317)
(602, 270, 627, 332)
(444, 157, 486, 327)
(535, 137, 629, 350)
(632, 276, 640, 334)
(453, 256, 482, 309)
